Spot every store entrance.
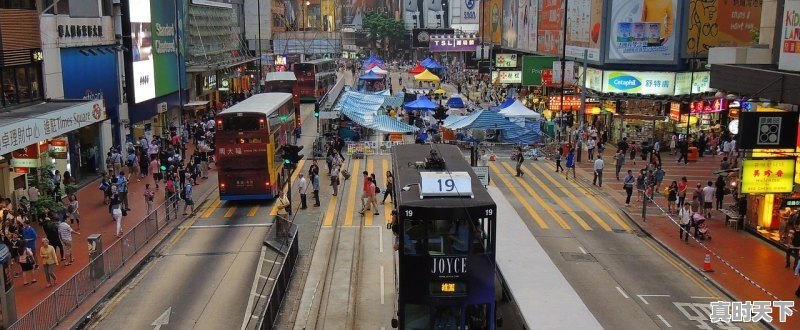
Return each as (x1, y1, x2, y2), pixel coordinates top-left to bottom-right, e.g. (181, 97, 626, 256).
(70, 124, 102, 185)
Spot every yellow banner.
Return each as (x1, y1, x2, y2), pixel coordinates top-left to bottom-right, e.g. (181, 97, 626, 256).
(741, 158, 796, 194)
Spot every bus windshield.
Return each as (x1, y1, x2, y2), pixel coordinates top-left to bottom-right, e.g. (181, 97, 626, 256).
(222, 115, 262, 131)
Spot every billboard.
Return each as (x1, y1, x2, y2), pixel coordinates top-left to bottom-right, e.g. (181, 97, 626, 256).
(450, 0, 480, 30)
(501, 0, 518, 48)
(537, 0, 563, 55)
(481, 0, 502, 44)
(603, 71, 675, 95)
(780, 0, 800, 72)
(565, 0, 603, 62)
(429, 34, 479, 52)
(606, 0, 679, 63)
(344, 0, 392, 26)
(516, 0, 538, 51)
(741, 159, 796, 194)
(686, 0, 762, 55)
(673, 71, 712, 95)
(126, 0, 180, 104)
(412, 28, 454, 48)
(495, 54, 518, 67)
(521, 56, 557, 86)
(737, 112, 800, 150)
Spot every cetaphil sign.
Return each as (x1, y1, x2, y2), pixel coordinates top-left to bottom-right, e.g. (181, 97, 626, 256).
(0, 100, 106, 156)
(603, 71, 676, 95)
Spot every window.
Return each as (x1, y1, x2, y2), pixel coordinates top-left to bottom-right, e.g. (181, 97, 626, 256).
(404, 304, 430, 329)
(27, 65, 40, 100)
(2, 68, 18, 106)
(1, 0, 36, 10)
(16, 67, 30, 103)
(433, 306, 461, 329)
(223, 115, 262, 131)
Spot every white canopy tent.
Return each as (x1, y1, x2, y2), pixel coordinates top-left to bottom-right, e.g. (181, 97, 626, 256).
(499, 100, 542, 119)
(368, 66, 389, 75)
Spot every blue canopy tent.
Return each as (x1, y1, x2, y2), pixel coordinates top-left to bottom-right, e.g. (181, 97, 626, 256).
(423, 61, 444, 69)
(403, 96, 438, 111)
(335, 91, 419, 133)
(363, 56, 382, 66)
(446, 94, 466, 108)
(490, 98, 515, 111)
(359, 71, 384, 81)
(443, 110, 539, 145)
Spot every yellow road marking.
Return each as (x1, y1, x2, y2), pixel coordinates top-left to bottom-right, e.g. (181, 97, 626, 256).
(488, 163, 549, 229)
(366, 159, 375, 226)
(344, 160, 361, 226)
(224, 206, 237, 218)
(323, 193, 339, 226)
(563, 166, 633, 231)
(499, 162, 579, 230)
(270, 159, 307, 215)
(201, 198, 221, 218)
(247, 206, 259, 217)
(639, 236, 719, 297)
(527, 162, 614, 231)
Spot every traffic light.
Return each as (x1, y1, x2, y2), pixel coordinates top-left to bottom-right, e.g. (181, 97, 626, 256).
(283, 144, 304, 166)
(314, 103, 320, 118)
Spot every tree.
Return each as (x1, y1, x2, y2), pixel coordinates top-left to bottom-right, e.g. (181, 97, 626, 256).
(362, 12, 407, 56)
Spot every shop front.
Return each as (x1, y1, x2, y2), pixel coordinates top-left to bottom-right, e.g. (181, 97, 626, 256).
(0, 99, 107, 199)
(741, 158, 799, 244)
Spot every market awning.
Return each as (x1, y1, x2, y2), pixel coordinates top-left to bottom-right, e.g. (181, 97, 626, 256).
(371, 115, 419, 133)
(446, 95, 465, 108)
(184, 101, 210, 107)
(414, 70, 440, 82)
(368, 66, 389, 75)
(443, 110, 538, 144)
(408, 64, 425, 74)
(359, 71, 384, 81)
(404, 96, 438, 111)
(499, 100, 541, 119)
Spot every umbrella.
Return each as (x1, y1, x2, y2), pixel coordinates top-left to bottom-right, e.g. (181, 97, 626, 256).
(403, 96, 438, 111)
(433, 89, 447, 94)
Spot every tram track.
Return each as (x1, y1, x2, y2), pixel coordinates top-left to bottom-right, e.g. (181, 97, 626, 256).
(308, 155, 366, 330)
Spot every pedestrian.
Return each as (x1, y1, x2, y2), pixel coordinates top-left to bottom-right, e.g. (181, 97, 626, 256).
(360, 171, 370, 212)
(667, 181, 678, 214)
(715, 175, 726, 210)
(309, 160, 319, 177)
(144, 184, 155, 216)
(635, 170, 646, 202)
(360, 177, 379, 216)
(679, 203, 692, 243)
(587, 137, 596, 160)
(555, 148, 564, 172)
(629, 142, 637, 165)
(565, 149, 576, 180)
(381, 171, 395, 205)
(57, 220, 79, 265)
(21, 222, 37, 266)
(787, 227, 800, 269)
(67, 194, 79, 230)
(126, 151, 138, 179)
(182, 179, 195, 215)
(111, 193, 123, 237)
(330, 164, 340, 196)
(311, 173, 320, 207)
(592, 155, 604, 187)
(677, 177, 688, 208)
(481, 150, 490, 167)
(702, 181, 716, 218)
(149, 156, 160, 188)
(614, 149, 625, 180)
(39, 238, 58, 288)
(42, 216, 64, 261)
(514, 147, 524, 177)
(654, 166, 665, 192)
(298, 174, 308, 210)
(18, 240, 36, 285)
(678, 139, 689, 165)
(623, 170, 635, 206)
(694, 183, 705, 213)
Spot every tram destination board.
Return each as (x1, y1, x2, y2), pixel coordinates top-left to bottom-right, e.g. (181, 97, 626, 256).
(419, 172, 474, 198)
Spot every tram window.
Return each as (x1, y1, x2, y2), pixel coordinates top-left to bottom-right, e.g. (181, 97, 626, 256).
(404, 220, 425, 256)
(433, 306, 461, 329)
(405, 304, 430, 329)
(447, 219, 470, 254)
(466, 304, 490, 330)
(427, 219, 452, 255)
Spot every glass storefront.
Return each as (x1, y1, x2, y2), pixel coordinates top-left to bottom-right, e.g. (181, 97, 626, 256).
(1, 64, 42, 108)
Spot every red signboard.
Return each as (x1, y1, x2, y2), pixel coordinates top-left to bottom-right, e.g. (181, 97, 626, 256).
(670, 103, 682, 121)
(12, 144, 38, 159)
(13, 167, 29, 174)
(541, 69, 554, 86)
(548, 96, 582, 111)
(690, 98, 727, 114)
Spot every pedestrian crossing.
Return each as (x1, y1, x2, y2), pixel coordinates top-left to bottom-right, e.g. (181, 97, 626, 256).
(195, 153, 633, 232)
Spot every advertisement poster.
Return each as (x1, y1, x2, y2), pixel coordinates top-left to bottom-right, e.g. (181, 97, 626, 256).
(673, 71, 712, 95)
(515, 0, 536, 50)
(538, 0, 563, 55)
(565, 0, 603, 62)
(780, 0, 800, 72)
(451, 0, 480, 26)
(521, 56, 557, 86)
(686, 0, 762, 55)
(481, 0, 503, 44)
(130, 0, 154, 103)
(741, 159, 796, 194)
(501, 0, 518, 48)
(607, 0, 679, 63)
(603, 71, 675, 95)
(343, 0, 390, 26)
(128, 0, 181, 104)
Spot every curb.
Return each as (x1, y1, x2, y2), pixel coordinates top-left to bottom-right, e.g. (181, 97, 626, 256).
(70, 187, 218, 330)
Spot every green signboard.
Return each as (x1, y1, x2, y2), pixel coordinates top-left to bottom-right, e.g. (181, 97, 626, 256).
(521, 55, 558, 86)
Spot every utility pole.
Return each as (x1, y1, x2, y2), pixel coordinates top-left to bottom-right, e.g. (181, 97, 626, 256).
(558, 0, 569, 144)
(256, 0, 263, 92)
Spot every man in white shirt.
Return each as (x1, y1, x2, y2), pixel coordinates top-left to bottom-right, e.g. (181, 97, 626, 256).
(587, 137, 597, 160)
(702, 181, 716, 218)
(297, 174, 308, 209)
(593, 155, 604, 187)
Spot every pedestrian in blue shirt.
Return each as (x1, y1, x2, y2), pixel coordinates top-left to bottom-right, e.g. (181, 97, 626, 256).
(565, 149, 576, 180)
(312, 173, 320, 207)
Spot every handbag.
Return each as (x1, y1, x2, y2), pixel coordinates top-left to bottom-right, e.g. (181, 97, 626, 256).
(25, 249, 34, 265)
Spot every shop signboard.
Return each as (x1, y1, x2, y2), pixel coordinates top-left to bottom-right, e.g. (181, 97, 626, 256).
(480, 0, 502, 44)
(13, 167, 29, 174)
(126, 0, 182, 103)
(412, 28, 455, 48)
(565, 0, 603, 62)
(495, 54, 518, 67)
(690, 99, 727, 114)
(780, 0, 800, 72)
(548, 95, 582, 111)
(606, 0, 680, 63)
(501, 0, 518, 48)
(0, 100, 106, 157)
(429, 34, 479, 52)
(741, 158, 796, 194)
(450, 0, 480, 27)
(49, 139, 68, 159)
(603, 71, 675, 95)
(40, 15, 115, 48)
(737, 112, 800, 150)
(521, 56, 558, 86)
(491, 71, 522, 84)
(60, 48, 120, 110)
(687, 0, 763, 56)
(669, 102, 681, 121)
(12, 144, 39, 160)
(516, 0, 538, 51)
(10, 158, 38, 168)
(674, 71, 713, 95)
(537, 0, 563, 55)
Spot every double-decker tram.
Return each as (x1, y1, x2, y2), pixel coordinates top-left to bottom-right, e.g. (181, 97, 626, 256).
(214, 92, 297, 200)
(391, 144, 497, 329)
(293, 59, 338, 102)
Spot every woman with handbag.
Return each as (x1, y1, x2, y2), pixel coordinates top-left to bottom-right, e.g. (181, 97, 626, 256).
(18, 240, 37, 285)
(330, 164, 341, 196)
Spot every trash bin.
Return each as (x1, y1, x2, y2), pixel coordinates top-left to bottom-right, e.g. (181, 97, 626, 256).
(688, 147, 699, 161)
(87, 234, 105, 280)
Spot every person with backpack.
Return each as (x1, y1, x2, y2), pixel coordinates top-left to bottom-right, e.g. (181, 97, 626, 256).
(182, 179, 194, 216)
(623, 170, 635, 206)
(116, 171, 130, 211)
(126, 151, 138, 180)
(514, 147, 524, 177)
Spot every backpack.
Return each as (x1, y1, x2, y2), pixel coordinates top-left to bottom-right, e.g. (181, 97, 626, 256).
(375, 185, 381, 194)
(125, 154, 135, 167)
(166, 181, 176, 193)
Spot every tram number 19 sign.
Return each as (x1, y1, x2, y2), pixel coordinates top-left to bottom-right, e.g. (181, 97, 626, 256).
(419, 172, 473, 198)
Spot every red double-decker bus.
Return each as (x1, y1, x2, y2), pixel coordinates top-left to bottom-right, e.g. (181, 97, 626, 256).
(264, 71, 301, 127)
(215, 93, 297, 200)
(293, 59, 338, 103)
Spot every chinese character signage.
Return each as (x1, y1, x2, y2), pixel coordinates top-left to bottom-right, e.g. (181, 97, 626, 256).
(603, 71, 675, 95)
(0, 100, 106, 157)
(690, 99, 727, 114)
(548, 96, 582, 111)
(741, 159, 796, 194)
(606, 0, 680, 63)
(429, 34, 479, 52)
(495, 54, 517, 68)
(737, 112, 800, 150)
(491, 71, 522, 84)
(674, 71, 713, 95)
(780, 0, 800, 72)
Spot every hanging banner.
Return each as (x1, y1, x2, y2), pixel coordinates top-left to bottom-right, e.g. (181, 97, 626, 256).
(495, 54, 518, 67)
(49, 139, 68, 159)
(687, 0, 762, 55)
(491, 71, 522, 84)
(565, 0, 603, 62)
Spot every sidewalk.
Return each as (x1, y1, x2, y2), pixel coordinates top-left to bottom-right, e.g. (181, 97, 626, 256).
(572, 149, 799, 329)
(12, 142, 218, 321)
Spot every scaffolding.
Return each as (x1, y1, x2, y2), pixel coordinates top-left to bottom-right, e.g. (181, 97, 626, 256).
(187, 4, 255, 72)
(272, 31, 342, 56)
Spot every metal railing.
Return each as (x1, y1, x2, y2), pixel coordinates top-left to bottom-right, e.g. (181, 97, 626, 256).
(9, 197, 189, 330)
(256, 221, 300, 330)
